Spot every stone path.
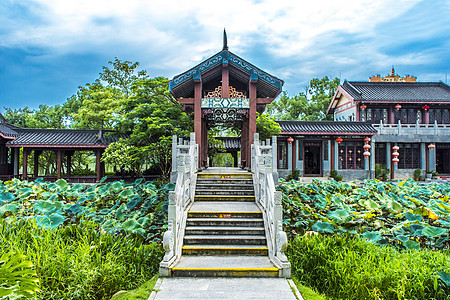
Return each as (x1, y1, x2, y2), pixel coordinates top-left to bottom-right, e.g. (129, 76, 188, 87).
(148, 277, 302, 300)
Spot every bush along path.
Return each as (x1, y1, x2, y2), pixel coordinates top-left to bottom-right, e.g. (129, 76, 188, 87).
(0, 177, 170, 299)
(280, 178, 450, 299)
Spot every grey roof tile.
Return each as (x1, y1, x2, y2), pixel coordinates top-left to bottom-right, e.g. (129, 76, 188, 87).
(277, 121, 377, 135)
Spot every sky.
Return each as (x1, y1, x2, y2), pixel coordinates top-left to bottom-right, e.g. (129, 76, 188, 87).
(1, 0, 450, 112)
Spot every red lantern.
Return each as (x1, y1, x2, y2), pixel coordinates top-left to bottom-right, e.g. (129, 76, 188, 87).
(363, 151, 371, 157)
(428, 144, 435, 149)
(287, 137, 294, 144)
(336, 137, 343, 144)
(363, 144, 371, 150)
(392, 157, 399, 163)
(392, 145, 399, 152)
(364, 137, 371, 144)
(423, 104, 430, 111)
(360, 104, 367, 110)
(395, 104, 402, 111)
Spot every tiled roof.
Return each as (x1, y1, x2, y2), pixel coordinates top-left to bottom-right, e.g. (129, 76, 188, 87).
(0, 114, 19, 138)
(342, 81, 450, 102)
(7, 128, 127, 148)
(277, 121, 377, 135)
(211, 136, 241, 150)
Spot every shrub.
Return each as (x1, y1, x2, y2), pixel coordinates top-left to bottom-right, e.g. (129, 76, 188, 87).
(287, 234, 450, 300)
(329, 170, 342, 181)
(414, 168, 423, 181)
(375, 163, 390, 180)
(0, 219, 163, 300)
(286, 169, 300, 181)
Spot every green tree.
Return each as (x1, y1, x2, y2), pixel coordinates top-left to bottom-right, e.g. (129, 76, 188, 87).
(68, 83, 123, 130)
(99, 57, 148, 99)
(266, 76, 340, 121)
(256, 113, 281, 140)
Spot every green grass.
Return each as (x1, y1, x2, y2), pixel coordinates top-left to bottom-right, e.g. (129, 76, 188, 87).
(287, 234, 450, 300)
(111, 274, 159, 300)
(290, 277, 327, 300)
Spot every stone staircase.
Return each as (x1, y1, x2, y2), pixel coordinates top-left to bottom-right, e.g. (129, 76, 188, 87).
(170, 171, 279, 277)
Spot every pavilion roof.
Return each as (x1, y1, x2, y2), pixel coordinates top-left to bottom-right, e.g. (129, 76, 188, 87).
(277, 121, 377, 136)
(169, 50, 284, 99)
(6, 128, 126, 148)
(341, 81, 450, 103)
(0, 114, 20, 139)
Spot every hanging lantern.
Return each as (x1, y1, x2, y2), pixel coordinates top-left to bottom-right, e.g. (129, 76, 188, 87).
(363, 151, 371, 157)
(422, 104, 430, 111)
(428, 144, 435, 150)
(336, 137, 343, 144)
(360, 103, 367, 110)
(364, 137, 371, 144)
(392, 157, 399, 163)
(287, 137, 294, 144)
(363, 144, 371, 150)
(395, 104, 402, 111)
(392, 145, 399, 152)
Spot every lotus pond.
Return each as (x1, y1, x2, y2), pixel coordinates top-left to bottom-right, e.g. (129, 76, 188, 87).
(280, 178, 450, 250)
(0, 177, 172, 242)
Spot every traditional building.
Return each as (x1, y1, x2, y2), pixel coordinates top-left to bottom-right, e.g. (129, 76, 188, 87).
(0, 114, 123, 182)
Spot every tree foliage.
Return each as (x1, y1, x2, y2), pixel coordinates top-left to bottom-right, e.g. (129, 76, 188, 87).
(267, 76, 340, 121)
(256, 113, 281, 140)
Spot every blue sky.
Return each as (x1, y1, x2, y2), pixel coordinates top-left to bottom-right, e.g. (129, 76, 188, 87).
(1, 0, 449, 112)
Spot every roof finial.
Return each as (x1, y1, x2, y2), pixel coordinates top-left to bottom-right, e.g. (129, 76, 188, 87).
(223, 28, 228, 51)
(391, 66, 395, 76)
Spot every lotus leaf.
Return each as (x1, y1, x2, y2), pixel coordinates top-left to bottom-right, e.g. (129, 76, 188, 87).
(110, 181, 123, 193)
(403, 239, 420, 250)
(405, 212, 422, 222)
(438, 271, 450, 286)
(0, 192, 15, 202)
(119, 189, 134, 198)
(35, 214, 65, 229)
(32, 201, 56, 214)
(115, 204, 127, 221)
(0, 204, 20, 217)
(122, 219, 141, 231)
(361, 231, 382, 242)
(396, 235, 409, 243)
(55, 179, 67, 188)
(328, 209, 351, 223)
(311, 221, 334, 233)
(422, 226, 448, 238)
(164, 182, 175, 191)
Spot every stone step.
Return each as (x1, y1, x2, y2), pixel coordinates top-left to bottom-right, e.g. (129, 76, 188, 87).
(195, 189, 255, 196)
(184, 235, 266, 245)
(185, 226, 265, 236)
(186, 218, 264, 227)
(196, 183, 254, 190)
(187, 210, 262, 219)
(196, 178, 253, 185)
(182, 245, 269, 256)
(171, 255, 278, 277)
(197, 173, 252, 179)
(194, 195, 255, 202)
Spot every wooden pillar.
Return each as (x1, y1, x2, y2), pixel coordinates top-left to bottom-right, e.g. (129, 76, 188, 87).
(33, 150, 41, 178)
(424, 109, 429, 124)
(202, 121, 208, 167)
(330, 139, 335, 171)
(56, 150, 62, 179)
(222, 64, 229, 98)
(67, 151, 72, 178)
(389, 106, 394, 124)
(248, 81, 257, 168)
(96, 149, 102, 182)
(233, 151, 238, 167)
(291, 138, 296, 171)
(194, 80, 203, 167)
(22, 148, 28, 180)
(240, 118, 248, 168)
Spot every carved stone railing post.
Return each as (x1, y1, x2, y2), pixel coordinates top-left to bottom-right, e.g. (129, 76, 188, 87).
(160, 133, 198, 277)
(251, 135, 291, 278)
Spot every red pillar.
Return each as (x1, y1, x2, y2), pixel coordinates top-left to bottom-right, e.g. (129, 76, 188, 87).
(292, 138, 296, 171)
(247, 81, 257, 167)
(22, 149, 28, 180)
(96, 149, 102, 182)
(67, 151, 72, 178)
(222, 64, 229, 98)
(33, 150, 40, 178)
(241, 118, 248, 167)
(389, 106, 394, 124)
(56, 150, 62, 179)
(194, 81, 203, 167)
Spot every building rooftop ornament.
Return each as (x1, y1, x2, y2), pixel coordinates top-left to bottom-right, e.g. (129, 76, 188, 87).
(369, 67, 417, 83)
(223, 28, 228, 51)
